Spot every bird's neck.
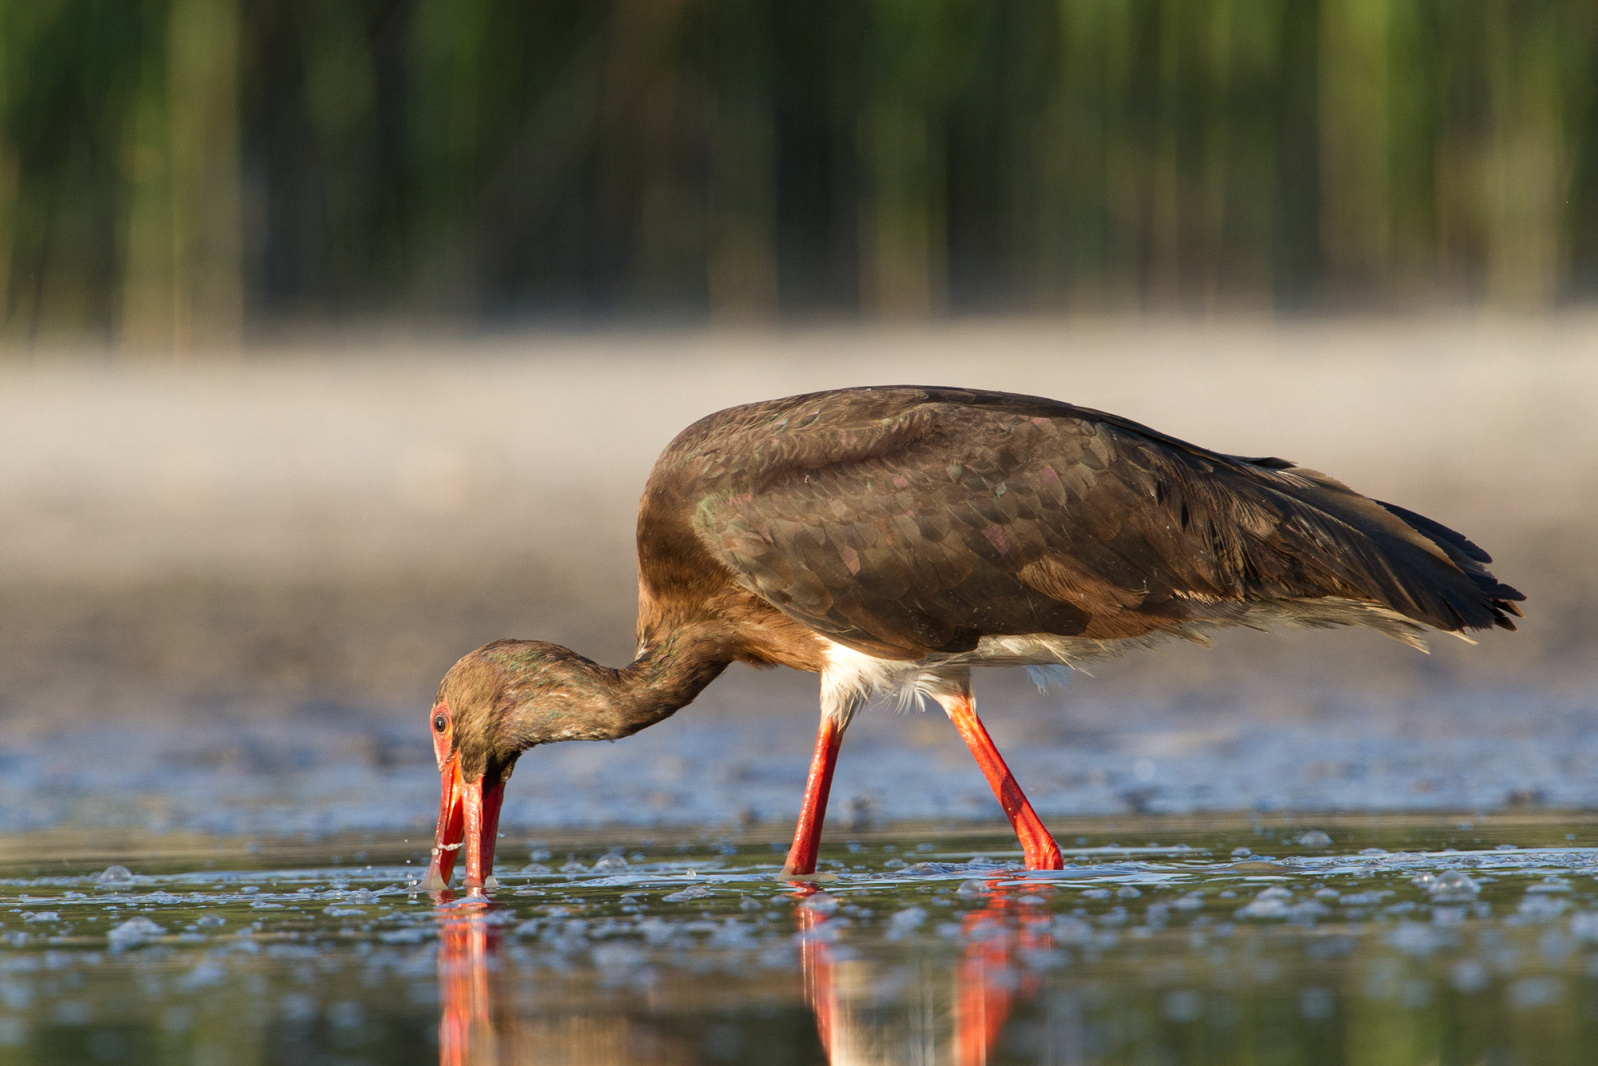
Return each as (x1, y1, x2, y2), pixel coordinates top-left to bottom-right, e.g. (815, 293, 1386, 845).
(509, 624, 732, 745)
(610, 625, 732, 734)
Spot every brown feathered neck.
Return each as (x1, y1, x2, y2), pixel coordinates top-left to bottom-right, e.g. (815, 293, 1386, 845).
(437, 623, 733, 781)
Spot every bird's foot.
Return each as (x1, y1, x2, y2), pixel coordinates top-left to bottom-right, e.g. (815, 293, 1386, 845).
(1020, 832, 1064, 871)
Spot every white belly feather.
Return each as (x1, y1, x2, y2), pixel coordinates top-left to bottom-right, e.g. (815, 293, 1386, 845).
(816, 594, 1434, 726)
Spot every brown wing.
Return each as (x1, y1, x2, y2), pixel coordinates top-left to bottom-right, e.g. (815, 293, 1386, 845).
(665, 387, 1523, 660)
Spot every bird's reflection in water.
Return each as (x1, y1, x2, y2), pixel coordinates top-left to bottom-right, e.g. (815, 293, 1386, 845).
(795, 878, 1052, 1065)
(434, 879, 1051, 1065)
(435, 895, 499, 1066)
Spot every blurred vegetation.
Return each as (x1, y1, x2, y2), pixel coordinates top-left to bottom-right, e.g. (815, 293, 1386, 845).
(0, 0, 1595, 346)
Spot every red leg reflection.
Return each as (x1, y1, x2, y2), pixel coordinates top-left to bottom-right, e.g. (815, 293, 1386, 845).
(436, 894, 500, 1066)
(792, 885, 838, 1059)
(956, 881, 1053, 1066)
(791, 878, 1053, 1066)
(942, 690, 1064, 870)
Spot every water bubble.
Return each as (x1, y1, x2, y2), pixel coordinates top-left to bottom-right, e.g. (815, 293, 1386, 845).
(107, 917, 166, 951)
(1341, 890, 1393, 906)
(798, 892, 838, 915)
(1429, 870, 1481, 902)
(1388, 922, 1443, 957)
(328, 1002, 364, 1029)
(1450, 959, 1490, 994)
(886, 907, 927, 939)
(1297, 987, 1335, 1020)
(520, 863, 551, 875)
(1161, 990, 1201, 1022)
(593, 942, 645, 976)
(1509, 976, 1564, 1011)
(1538, 929, 1573, 961)
(1116, 886, 1142, 900)
(1516, 895, 1570, 922)
(592, 854, 629, 875)
(95, 866, 134, 886)
(180, 960, 225, 990)
(560, 860, 589, 877)
(1297, 830, 1333, 848)
(883, 858, 908, 871)
(1052, 916, 1094, 944)
(280, 993, 318, 1022)
(662, 884, 711, 903)
(1230, 847, 1252, 859)
(956, 880, 990, 898)
(1570, 912, 1598, 941)
(1236, 887, 1295, 919)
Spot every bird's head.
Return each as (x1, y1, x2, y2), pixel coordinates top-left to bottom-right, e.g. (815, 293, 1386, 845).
(423, 638, 604, 892)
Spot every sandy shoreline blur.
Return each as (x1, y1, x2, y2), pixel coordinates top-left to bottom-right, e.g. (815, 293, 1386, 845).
(2, 315, 1593, 719)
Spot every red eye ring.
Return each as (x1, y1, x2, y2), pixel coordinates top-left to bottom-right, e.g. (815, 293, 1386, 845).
(433, 713, 448, 733)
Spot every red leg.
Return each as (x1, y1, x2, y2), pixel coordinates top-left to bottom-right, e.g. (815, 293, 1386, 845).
(783, 715, 846, 877)
(944, 691, 1063, 870)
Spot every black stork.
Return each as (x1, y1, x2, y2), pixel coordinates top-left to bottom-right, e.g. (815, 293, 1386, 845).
(424, 386, 1523, 890)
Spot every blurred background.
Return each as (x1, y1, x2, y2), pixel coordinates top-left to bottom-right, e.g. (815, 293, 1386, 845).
(0, 0, 1595, 835)
(3, 0, 1597, 341)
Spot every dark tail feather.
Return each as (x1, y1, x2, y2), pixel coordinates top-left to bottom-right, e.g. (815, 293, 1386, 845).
(1373, 500, 1525, 631)
(1250, 467, 1527, 635)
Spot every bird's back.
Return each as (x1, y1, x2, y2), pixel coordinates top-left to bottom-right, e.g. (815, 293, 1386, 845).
(635, 386, 1523, 665)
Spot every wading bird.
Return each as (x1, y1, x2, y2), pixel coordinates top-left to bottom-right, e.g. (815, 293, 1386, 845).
(425, 387, 1522, 891)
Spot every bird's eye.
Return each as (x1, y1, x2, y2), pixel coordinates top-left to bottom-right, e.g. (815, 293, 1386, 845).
(433, 713, 448, 733)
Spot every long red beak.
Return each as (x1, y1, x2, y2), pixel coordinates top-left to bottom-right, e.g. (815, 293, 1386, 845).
(424, 755, 506, 894)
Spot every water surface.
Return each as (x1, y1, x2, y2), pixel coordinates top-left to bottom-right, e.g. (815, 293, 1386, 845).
(1, 814, 1596, 1064)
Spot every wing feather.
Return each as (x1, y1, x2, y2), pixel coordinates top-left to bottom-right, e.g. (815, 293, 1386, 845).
(660, 386, 1522, 659)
